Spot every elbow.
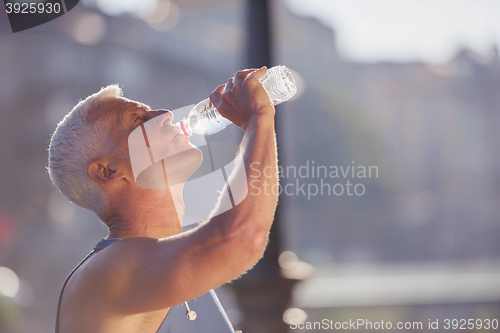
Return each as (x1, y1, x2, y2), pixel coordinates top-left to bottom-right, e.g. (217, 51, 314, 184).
(247, 225, 269, 254)
(232, 222, 269, 264)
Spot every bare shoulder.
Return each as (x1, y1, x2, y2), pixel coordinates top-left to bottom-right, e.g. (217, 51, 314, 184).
(72, 238, 160, 299)
(58, 238, 165, 332)
(65, 234, 192, 313)
(62, 221, 263, 319)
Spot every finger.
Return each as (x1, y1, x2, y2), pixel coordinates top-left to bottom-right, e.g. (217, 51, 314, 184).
(233, 68, 258, 76)
(224, 77, 234, 93)
(233, 68, 253, 74)
(210, 84, 225, 106)
(247, 66, 267, 81)
(234, 69, 258, 86)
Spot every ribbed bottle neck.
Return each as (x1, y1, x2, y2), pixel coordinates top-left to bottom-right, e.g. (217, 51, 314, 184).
(178, 119, 192, 136)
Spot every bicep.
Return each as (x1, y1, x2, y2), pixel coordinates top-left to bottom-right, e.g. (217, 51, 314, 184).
(104, 219, 262, 315)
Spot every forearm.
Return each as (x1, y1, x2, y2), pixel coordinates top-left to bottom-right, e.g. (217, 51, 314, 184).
(207, 112, 278, 243)
(191, 67, 279, 272)
(239, 113, 279, 228)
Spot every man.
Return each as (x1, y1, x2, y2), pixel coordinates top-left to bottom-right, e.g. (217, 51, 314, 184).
(48, 67, 279, 332)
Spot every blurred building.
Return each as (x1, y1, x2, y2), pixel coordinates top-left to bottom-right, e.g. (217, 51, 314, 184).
(0, 0, 499, 332)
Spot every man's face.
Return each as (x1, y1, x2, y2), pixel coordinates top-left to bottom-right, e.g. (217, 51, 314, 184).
(100, 97, 202, 187)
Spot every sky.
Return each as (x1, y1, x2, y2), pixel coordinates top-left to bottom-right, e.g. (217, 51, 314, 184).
(285, 0, 500, 63)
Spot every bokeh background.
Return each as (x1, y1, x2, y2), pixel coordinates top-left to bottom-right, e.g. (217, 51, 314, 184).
(1, 0, 500, 332)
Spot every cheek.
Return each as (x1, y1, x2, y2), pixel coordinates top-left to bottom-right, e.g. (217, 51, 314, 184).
(145, 131, 176, 160)
(145, 126, 168, 143)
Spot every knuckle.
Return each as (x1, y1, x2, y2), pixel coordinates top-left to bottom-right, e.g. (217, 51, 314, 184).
(221, 92, 232, 103)
(245, 78, 259, 87)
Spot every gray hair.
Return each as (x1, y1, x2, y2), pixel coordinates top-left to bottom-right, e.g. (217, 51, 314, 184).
(48, 84, 124, 220)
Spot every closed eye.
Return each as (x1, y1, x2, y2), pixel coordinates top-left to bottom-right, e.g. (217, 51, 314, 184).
(132, 114, 147, 125)
(129, 115, 146, 130)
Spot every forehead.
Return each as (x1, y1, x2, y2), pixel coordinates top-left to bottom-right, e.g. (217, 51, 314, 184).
(91, 97, 150, 124)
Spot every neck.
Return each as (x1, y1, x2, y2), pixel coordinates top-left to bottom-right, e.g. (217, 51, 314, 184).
(105, 183, 185, 239)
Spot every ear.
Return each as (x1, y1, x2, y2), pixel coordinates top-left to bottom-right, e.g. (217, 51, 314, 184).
(87, 157, 127, 184)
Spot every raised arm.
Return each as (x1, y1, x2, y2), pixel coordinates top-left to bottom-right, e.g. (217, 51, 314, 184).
(92, 68, 280, 315)
(206, 66, 279, 249)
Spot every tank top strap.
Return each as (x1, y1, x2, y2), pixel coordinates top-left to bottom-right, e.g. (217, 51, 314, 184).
(94, 238, 122, 250)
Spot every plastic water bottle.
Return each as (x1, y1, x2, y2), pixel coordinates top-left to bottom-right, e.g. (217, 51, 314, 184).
(177, 65, 297, 136)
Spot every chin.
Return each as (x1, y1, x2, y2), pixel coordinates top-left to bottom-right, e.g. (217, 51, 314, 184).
(163, 146, 203, 186)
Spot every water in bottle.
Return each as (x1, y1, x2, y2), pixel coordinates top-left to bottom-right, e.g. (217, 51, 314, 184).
(177, 65, 297, 136)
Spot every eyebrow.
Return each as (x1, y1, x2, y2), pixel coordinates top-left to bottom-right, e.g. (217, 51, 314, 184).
(118, 103, 147, 127)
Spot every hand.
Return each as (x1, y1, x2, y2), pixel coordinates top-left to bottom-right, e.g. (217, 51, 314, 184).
(209, 67, 275, 131)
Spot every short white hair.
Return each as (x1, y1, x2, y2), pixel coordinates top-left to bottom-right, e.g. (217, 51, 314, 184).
(48, 84, 124, 219)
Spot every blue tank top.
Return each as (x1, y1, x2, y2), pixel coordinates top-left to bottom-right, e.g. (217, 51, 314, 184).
(56, 238, 237, 333)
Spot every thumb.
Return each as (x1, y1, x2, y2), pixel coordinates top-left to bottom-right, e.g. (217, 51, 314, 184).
(248, 66, 268, 80)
